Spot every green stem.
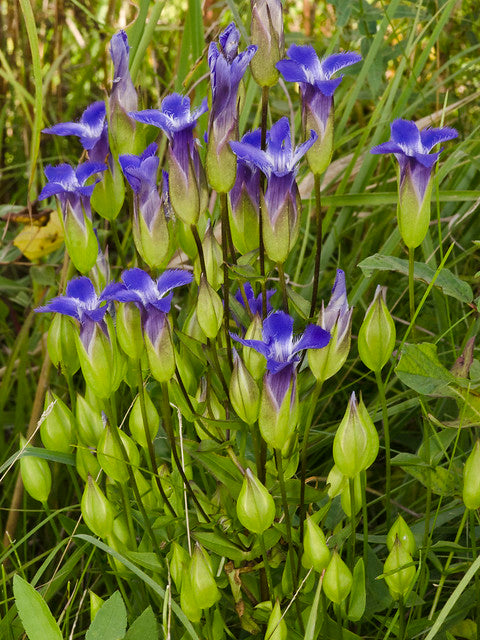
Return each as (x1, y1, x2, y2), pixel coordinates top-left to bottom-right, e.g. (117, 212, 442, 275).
(220, 192, 233, 369)
(259, 86, 269, 319)
(277, 263, 289, 313)
(349, 476, 356, 569)
(191, 224, 207, 276)
(299, 382, 322, 543)
(408, 247, 415, 339)
(470, 509, 480, 640)
(375, 369, 391, 530)
(42, 501, 61, 540)
(258, 532, 274, 602)
(275, 450, 297, 590)
(137, 362, 177, 518)
(335, 603, 344, 640)
(309, 173, 322, 319)
(118, 481, 136, 547)
(398, 597, 406, 640)
(360, 470, 368, 570)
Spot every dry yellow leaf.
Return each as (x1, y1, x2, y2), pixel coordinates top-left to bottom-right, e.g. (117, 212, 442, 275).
(13, 210, 64, 261)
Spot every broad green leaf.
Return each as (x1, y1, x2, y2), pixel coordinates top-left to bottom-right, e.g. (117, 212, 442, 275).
(348, 558, 366, 622)
(124, 607, 158, 640)
(194, 530, 249, 563)
(401, 465, 460, 497)
(125, 552, 163, 573)
(13, 574, 62, 640)
(358, 254, 473, 303)
(396, 343, 456, 396)
(85, 591, 127, 640)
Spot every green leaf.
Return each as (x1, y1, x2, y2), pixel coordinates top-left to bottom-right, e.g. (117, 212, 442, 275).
(85, 591, 127, 640)
(124, 552, 163, 573)
(358, 254, 473, 303)
(348, 558, 366, 622)
(13, 574, 62, 640)
(401, 465, 460, 497)
(124, 607, 158, 640)
(396, 343, 456, 396)
(194, 530, 249, 563)
(304, 574, 324, 640)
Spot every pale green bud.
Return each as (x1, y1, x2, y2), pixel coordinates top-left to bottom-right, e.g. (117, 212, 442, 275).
(190, 543, 220, 609)
(463, 440, 480, 510)
(116, 302, 144, 361)
(237, 468, 275, 534)
(76, 394, 103, 446)
(193, 225, 223, 290)
(19, 436, 51, 503)
(76, 445, 100, 482)
(258, 376, 298, 450)
(206, 130, 237, 194)
(63, 203, 98, 273)
(358, 285, 396, 372)
(326, 464, 347, 499)
(170, 541, 190, 591)
(229, 352, 260, 425)
(97, 425, 139, 484)
(180, 570, 202, 622)
(197, 275, 223, 339)
(90, 159, 125, 221)
(243, 314, 266, 380)
(250, 0, 284, 87)
(383, 536, 416, 600)
(41, 391, 75, 454)
(144, 317, 176, 383)
(261, 190, 300, 264)
(264, 599, 287, 640)
(302, 515, 331, 573)
(397, 166, 433, 249)
(81, 475, 114, 538)
(129, 390, 160, 449)
(47, 313, 79, 374)
(340, 473, 362, 517)
(387, 515, 416, 556)
(323, 550, 353, 604)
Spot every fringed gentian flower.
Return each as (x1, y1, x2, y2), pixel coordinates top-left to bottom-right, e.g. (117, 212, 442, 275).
(229, 129, 261, 254)
(129, 93, 208, 225)
(277, 46, 361, 175)
(38, 162, 106, 273)
(308, 269, 353, 382)
(231, 310, 330, 449)
(230, 117, 316, 263)
(43, 102, 109, 164)
(103, 268, 193, 381)
(250, 0, 284, 87)
(206, 22, 257, 192)
(371, 119, 458, 248)
(36, 277, 121, 397)
(119, 143, 170, 269)
(235, 283, 274, 320)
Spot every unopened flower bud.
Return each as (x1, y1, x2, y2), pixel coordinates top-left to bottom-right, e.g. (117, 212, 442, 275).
(237, 468, 275, 534)
(133, 468, 157, 511)
(229, 352, 260, 424)
(387, 516, 416, 556)
(259, 374, 298, 450)
(323, 550, 353, 604)
(197, 275, 223, 339)
(358, 286, 396, 372)
(76, 445, 100, 482)
(261, 188, 300, 264)
(250, 0, 284, 87)
(47, 313, 79, 374)
(264, 599, 287, 640)
(243, 314, 267, 380)
(383, 536, 416, 600)
(463, 440, 480, 510)
(41, 391, 76, 454)
(19, 436, 52, 503)
(180, 570, 202, 622)
(326, 464, 347, 499)
(340, 473, 362, 517)
(90, 159, 125, 221)
(170, 541, 190, 591)
(63, 203, 98, 274)
(97, 424, 139, 484)
(195, 382, 226, 441)
(81, 475, 114, 538)
(144, 315, 176, 383)
(302, 515, 331, 573)
(190, 543, 220, 609)
(76, 394, 103, 446)
(333, 392, 379, 478)
(116, 302, 144, 361)
(193, 225, 223, 290)
(129, 390, 160, 449)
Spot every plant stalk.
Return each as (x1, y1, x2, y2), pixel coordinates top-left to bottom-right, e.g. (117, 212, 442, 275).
(309, 173, 322, 318)
(375, 369, 391, 530)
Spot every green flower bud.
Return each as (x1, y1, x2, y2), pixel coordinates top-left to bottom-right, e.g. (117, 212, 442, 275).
(302, 515, 331, 573)
(250, 0, 284, 87)
(180, 570, 202, 622)
(110, 103, 144, 158)
(258, 376, 298, 451)
(326, 464, 347, 499)
(151, 464, 173, 507)
(133, 468, 157, 511)
(47, 313, 79, 374)
(261, 190, 300, 264)
(129, 390, 160, 449)
(190, 543, 220, 609)
(193, 225, 223, 290)
(228, 186, 259, 255)
(90, 159, 125, 221)
(229, 352, 260, 425)
(397, 166, 433, 249)
(116, 302, 144, 361)
(358, 286, 396, 372)
(463, 440, 480, 510)
(144, 316, 176, 383)
(195, 382, 226, 441)
(237, 468, 275, 534)
(243, 314, 267, 380)
(387, 516, 416, 556)
(19, 436, 51, 503)
(97, 425, 139, 484)
(111, 514, 135, 551)
(63, 203, 98, 273)
(76, 394, 103, 446)
(264, 599, 287, 640)
(340, 473, 362, 517)
(323, 550, 353, 605)
(81, 475, 114, 538)
(383, 536, 416, 600)
(206, 130, 237, 194)
(196, 275, 223, 339)
(136, 208, 170, 271)
(76, 445, 100, 482)
(170, 541, 189, 591)
(168, 148, 207, 226)
(305, 106, 334, 176)
(333, 392, 379, 478)
(41, 391, 76, 454)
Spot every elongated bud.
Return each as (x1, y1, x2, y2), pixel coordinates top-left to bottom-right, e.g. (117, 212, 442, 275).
(170, 541, 190, 591)
(116, 302, 144, 361)
(358, 286, 396, 372)
(463, 440, 480, 510)
(229, 352, 260, 425)
(326, 464, 347, 499)
(302, 515, 331, 573)
(19, 436, 52, 503)
(195, 382, 226, 441)
(259, 374, 298, 450)
(243, 314, 267, 380)
(47, 313, 79, 374)
(261, 189, 300, 264)
(383, 536, 416, 600)
(168, 149, 204, 226)
(387, 516, 416, 556)
(397, 165, 434, 249)
(76, 445, 100, 482)
(206, 132, 238, 195)
(90, 159, 125, 221)
(133, 468, 157, 510)
(333, 392, 379, 477)
(264, 599, 287, 640)
(228, 180, 259, 255)
(250, 0, 284, 87)
(129, 390, 160, 449)
(63, 204, 98, 273)
(97, 424, 139, 484)
(237, 468, 275, 534)
(144, 315, 176, 383)
(41, 391, 75, 454)
(180, 570, 202, 622)
(190, 543, 220, 609)
(309, 312, 353, 383)
(76, 394, 103, 446)
(137, 208, 170, 271)
(323, 550, 353, 604)
(340, 473, 362, 517)
(75, 317, 121, 398)
(197, 275, 223, 339)
(81, 475, 114, 538)
(151, 464, 173, 507)
(193, 225, 223, 290)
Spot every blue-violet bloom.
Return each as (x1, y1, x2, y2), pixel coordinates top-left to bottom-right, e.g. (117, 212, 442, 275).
(235, 282, 275, 319)
(42, 101, 109, 164)
(206, 22, 257, 191)
(277, 45, 361, 174)
(371, 118, 458, 248)
(110, 30, 138, 113)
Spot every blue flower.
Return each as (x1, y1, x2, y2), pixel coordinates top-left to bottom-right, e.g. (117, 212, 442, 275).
(371, 119, 458, 248)
(110, 30, 137, 112)
(38, 162, 107, 223)
(234, 282, 275, 319)
(277, 46, 361, 174)
(119, 143, 161, 225)
(42, 101, 109, 164)
(231, 310, 329, 407)
(206, 22, 257, 191)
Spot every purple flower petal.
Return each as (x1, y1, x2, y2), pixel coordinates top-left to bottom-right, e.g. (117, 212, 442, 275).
(43, 122, 85, 137)
(230, 333, 271, 359)
(262, 311, 294, 348)
(230, 140, 272, 174)
(292, 324, 330, 354)
(156, 269, 193, 297)
(420, 127, 458, 151)
(66, 276, 97, 303)
(276, 58, 309, 84)
(320, 52, 362, 79)
(286, 44, 322, 77)
(370, 141, 404, 155)
(76, 162, 107, 185)
(390, 119, 422, 150)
